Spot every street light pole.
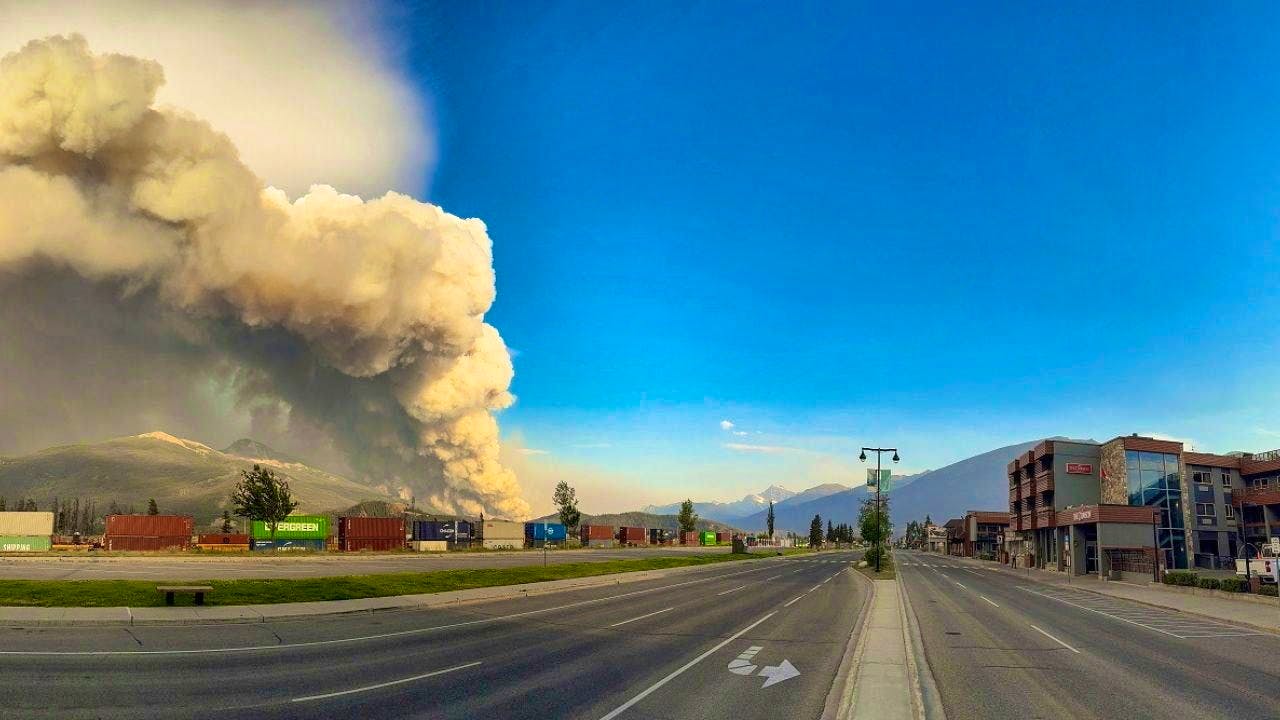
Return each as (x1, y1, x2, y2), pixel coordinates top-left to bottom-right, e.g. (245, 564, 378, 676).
(860, 446, 899, 573)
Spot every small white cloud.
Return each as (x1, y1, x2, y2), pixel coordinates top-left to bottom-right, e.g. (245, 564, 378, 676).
(724, 442, 795, 454)
(518, 448, 551, 456)
(733, 430, 748, 436)
(719, 420, 735, 431)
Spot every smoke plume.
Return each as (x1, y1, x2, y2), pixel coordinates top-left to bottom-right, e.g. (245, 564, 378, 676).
(0, 36, 528, 518)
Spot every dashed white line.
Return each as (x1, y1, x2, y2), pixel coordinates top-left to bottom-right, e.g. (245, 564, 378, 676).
(765, 574, 784, 581)
(609, 607, 674, 627)
(784, 595, 804, 607)
(292, 661, 481, 702)
(954, 581, 966, 589)
(1029, 624, 1081, 654)
(717, 585, 749, 597)
(980, 596, 999, 608)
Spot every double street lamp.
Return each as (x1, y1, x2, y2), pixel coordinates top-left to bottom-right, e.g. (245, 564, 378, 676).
(859, 446, 899, 573)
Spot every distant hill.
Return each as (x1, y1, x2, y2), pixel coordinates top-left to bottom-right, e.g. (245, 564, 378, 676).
(774, 483, 850, 508)
(222, 438, 304, 465)
(641, 484, 796, 523)
(0, 432, 403, 530)
(734, 441, 1043, 534)
(531, 510, 740, 533)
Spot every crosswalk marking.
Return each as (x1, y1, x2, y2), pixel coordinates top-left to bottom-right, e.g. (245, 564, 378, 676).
(1017, 586, 1264, 639)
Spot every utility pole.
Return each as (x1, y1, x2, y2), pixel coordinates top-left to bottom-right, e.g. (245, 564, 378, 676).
(860, 446, 899, 573)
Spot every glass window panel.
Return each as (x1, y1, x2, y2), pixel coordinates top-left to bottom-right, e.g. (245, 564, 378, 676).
(1171, 531, 1188, 569)
(1140, 451, 1163, 472)
(1163, 453, 1180, 490)
(1141, 469, 1163, 495)
(1144, 486, 1166, 507)
(1157, 529, 1172, 549)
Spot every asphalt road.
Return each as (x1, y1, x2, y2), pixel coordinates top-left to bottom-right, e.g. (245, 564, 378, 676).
(896, 549, 1280, 720)
(0, 550, 868, 719)
(0, 545, 735, 580)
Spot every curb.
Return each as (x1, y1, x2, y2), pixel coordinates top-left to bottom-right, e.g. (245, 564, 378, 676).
(0, 552, 808, 628)
(945, 554, 1280, 637)
(897, 572, 946, 720)
(821, 568, 876, 720)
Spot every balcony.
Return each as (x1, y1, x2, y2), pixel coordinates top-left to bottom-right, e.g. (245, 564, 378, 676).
(1035, 509, 1056, 527)
(1020, 511, 1035, 529)
(1009, 486, 1019, 504)
(1020, 482, 1034, 500)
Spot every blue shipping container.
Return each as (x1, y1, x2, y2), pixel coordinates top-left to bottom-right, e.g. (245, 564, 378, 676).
(525, 522, 567, 541)
(411, 520, 473, 541)
(250, 539, 326, 552)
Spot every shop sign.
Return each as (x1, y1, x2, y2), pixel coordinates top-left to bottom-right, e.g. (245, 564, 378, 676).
(1071, 508, 1094, 523)
(1066, 463, 1093, 474)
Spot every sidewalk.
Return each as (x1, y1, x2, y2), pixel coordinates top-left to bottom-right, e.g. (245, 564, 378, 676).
(948, 555, 1280, 634)
(827, 577, 931, 720)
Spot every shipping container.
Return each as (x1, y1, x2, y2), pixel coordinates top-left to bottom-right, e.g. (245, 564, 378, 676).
(580, 525, 614, 542)
(482, 537, 521, 550)
(104, 535, 190, 551)
(104, 514, 194, 538)
(197, 538, 249, 548)
(0, 511, 54, 536)
(411, 520, 473, 541)
(338, 517, 405, 540)
(410, 540, 448, 552)
(716, 531, 729, 544)
(0, 536, 51, 552)
(617, 526, 647, 546)
(482, 520, 524, 540)
(340, 537, 403, 552)
(700, 531, 716, 546)
(525, 522, 567, 542)
(583, 538, 615, 548)
(681, 531, 699, 545)
(648, 528, 672, 545)
(196, 533, 250, 545)
(249, 515, 328, 540)
(249, 538, 326, 551)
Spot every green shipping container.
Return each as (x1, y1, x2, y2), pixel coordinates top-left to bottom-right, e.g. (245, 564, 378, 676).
(250, 515, 329, 540)
(0, 536, 51, 552)
(700, 531, 716, 546)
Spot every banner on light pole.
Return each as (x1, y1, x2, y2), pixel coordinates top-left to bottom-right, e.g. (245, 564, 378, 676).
(866, 468, 892, 491)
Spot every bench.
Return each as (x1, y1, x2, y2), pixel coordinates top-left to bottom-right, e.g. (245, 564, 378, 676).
(157, 585, 214, 606)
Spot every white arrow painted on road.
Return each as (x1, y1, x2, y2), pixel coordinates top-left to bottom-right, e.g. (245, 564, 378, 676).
(757, 659, 800, 688)
(727, 645, 762, 675)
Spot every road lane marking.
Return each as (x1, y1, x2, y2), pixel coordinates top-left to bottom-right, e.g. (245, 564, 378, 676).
(1029, 625, 1080, 654)
(609, 607, 674, 627)
(597, 612, 777, 720)
(980, 596, 999, 608)
(0, 560, 790, 657)
(291, 661, 481, 702)
(954, 582, 966, 589)
(717, 585, 750, 596)
(783, 595, 804, 607)
(1015, 586, 1264, 639)
(809, 585, 821, 592)
(765, 574, 784, 581)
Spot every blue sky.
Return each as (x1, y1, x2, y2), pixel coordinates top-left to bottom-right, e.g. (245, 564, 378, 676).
(384, 2, 1280, 510)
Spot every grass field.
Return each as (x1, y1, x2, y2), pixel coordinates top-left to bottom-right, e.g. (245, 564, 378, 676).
(0, 551, 806, 607)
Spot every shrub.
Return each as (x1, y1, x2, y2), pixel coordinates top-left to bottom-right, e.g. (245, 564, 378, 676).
(1218, 577, 1247, 593)
(1197, 577, 1221, 590)
(1162, 570, 1198, 586)
(1259, 584, 1279, 597)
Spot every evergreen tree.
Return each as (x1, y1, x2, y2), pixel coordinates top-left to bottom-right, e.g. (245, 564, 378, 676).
(809, 514, 823, 548)
(766, 500, 775, 537)
(147, 498, 159, 515)
(826, 519, 834, 543)
(677, 499, 698, 534)
(221, 510, 234, 534)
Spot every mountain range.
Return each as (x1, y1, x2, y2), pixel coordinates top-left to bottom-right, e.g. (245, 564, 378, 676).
(0, 432, 401, 529)
(637, 440, 1044, 535)
(640, 484, 800, 522)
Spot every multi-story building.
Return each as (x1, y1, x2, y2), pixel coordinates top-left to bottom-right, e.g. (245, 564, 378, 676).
(941, 511, 1009, 559)
(1007, 434, 1280, 578)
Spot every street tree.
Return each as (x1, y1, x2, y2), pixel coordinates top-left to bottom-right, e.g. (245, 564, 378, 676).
(221, 510, 234, 534)
(859, 495, 892, 565)
(231, 465, 298, 545)
(678, 499, 698, 534)
(146, 498, 159, 515)
(809, 514, 823, 548)
(766, 500, 775, 537)
(553, 480, 582, 533)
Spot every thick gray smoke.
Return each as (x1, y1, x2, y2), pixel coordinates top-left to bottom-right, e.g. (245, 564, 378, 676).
(0, 36, 529, 518)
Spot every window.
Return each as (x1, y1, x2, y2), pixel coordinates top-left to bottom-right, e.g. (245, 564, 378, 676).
(1224, 504, 1234, 519)
(1127, 450, 1188, 568)
(1195, 503, 1214, 517)
(1220, 470, 1231, 486)
(1192, 470, 1210, 485)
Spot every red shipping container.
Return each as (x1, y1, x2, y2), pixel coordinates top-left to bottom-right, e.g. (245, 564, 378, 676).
(338, 517, 405, 540)
(104, 536, 190, 551)
(681, 531, 699, 545)
(580, 525, 614, 541)
(196, 533, 249, 545)
(104, 515, 194, 537)
(617, 526, 647, 546)
(716, 531, 729, 543)
(340, 537, 403, 552)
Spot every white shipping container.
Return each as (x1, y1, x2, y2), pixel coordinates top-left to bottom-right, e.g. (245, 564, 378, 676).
(410, 540, 448, 552)
(482, 538, 523, 550)
(0, 512, 54, 536)
(482, 520, 524, 540)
